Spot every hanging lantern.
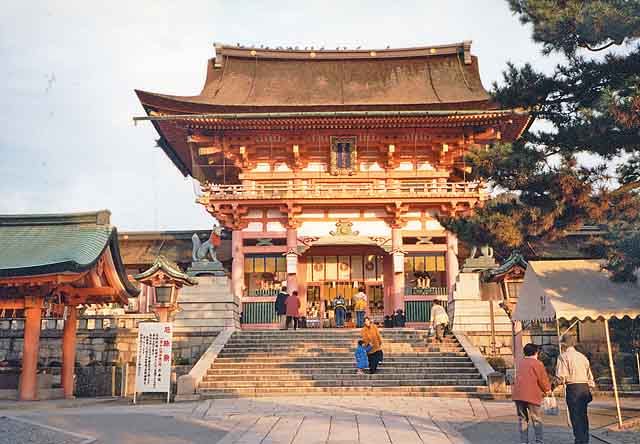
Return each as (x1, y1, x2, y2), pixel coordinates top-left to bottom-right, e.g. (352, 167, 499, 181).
(286, 251, 298, 274)
(393, 251, 405, 273)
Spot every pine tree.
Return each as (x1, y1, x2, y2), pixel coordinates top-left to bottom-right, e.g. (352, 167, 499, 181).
(440, 0, 640, 280)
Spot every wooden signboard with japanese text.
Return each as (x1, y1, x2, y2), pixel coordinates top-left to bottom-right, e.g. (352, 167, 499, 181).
(134, 322, 173, 403)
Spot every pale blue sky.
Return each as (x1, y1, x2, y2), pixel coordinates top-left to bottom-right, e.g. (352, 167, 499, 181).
(0, 0, 559, 230)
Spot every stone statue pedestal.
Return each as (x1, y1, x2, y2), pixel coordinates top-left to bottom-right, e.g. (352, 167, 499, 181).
(187, 260, 226, 277)
(461, 256, 499, 273)
(449, 272, 511, 333)
(174, 274, 240, 333)
(449, 254, 511, 335)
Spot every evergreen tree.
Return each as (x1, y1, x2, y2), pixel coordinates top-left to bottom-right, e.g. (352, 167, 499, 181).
(440, 0, 640, 280)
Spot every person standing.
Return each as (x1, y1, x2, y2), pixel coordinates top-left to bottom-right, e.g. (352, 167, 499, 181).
(334, 294, 347, 328)
(361, 317, 383, 373)
(354, 287, 368, 328)
(429, 300, 449, 342)
(274, 286, 288, 330)
(285, 290, 301, 330)
(556, 335, 595, 444)
(512, 343, 552, 444)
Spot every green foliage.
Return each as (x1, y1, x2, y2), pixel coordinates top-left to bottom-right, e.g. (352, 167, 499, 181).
(444, 1, 640, 279)
(508, 0, 640, 55)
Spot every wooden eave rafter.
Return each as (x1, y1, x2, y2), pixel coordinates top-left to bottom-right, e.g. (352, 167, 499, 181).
(0, 271, 87, 287)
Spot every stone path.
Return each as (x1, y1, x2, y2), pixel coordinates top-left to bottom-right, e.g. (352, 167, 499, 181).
(1, 397, 639, 443)
(0, 416, 91, 444)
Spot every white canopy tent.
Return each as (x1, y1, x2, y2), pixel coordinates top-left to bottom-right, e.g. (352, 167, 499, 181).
(513, 260, 640, 428)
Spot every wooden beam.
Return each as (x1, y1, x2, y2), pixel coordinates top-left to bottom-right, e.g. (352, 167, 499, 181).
(57, 285, 118, 298)
(0, 300, 25, 309)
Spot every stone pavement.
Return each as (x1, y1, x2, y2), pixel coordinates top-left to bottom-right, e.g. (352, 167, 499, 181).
(1, 396, 639, 444)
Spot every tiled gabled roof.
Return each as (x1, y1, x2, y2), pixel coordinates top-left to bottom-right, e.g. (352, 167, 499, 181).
(0, 210, 138, 296)
(136, 41, 491, 113)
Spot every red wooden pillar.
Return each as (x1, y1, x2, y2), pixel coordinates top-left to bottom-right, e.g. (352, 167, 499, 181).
(19, 296, 43, 401)
(231, 229, 244, 300)
(446, 232, 459, 300)
(383, 255, 394, 316)
(391, 227, 405, 313)
(62, 305, 77, 399)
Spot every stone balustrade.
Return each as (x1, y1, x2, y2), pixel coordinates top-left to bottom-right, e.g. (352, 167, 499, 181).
(0, 313, 156, 333)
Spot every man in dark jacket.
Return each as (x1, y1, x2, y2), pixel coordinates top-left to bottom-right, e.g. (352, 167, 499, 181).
(275, 286, 288, 330)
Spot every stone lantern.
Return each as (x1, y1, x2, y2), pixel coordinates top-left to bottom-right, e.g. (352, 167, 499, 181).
(134, 256, 197, 322)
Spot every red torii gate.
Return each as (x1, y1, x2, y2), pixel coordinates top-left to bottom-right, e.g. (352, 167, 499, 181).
(0, 211, 138, 400)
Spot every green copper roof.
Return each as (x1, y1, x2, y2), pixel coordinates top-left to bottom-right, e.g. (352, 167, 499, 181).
(482, 251, 528, 282)
(0, 211, 139, 296)
(133, 255, 198, 286)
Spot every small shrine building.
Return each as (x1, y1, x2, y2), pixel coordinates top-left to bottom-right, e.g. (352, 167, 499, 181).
(136, 42, 530, 327)
(0, 211, 138, 399)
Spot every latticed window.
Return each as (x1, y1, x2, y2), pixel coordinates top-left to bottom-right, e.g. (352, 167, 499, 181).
(336, 142, 352, 168)
(330, 136, 356, 175)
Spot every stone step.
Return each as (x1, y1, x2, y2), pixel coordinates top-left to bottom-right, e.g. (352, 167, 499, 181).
(230, 334, 449, 341)
(231, 331, 448, 337)
(216, 350, 464, 357)
(194, 328, 484, 399)
(223, 343, 461, 351)
(213, 354, 470, 362)
(203, 372, 483, 381)
(218, 351, 467, 357)
(220, 343, 463, 350)
(200, 379, 486, 389)
(211, 358, 473, 370)
(199, 385, 495, 399)
(206, 366, 480, 376)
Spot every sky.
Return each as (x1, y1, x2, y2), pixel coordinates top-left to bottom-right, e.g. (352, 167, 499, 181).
(0, 0, 561, 231)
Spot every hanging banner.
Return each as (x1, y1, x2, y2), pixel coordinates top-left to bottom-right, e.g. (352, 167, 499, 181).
(135, 322, 173, 395)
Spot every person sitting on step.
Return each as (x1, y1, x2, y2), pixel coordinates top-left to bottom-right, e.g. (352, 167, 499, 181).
(355, 339, 372, 375)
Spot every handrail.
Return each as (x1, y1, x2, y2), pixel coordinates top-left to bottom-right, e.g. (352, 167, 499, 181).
(201, 181, 485, 200)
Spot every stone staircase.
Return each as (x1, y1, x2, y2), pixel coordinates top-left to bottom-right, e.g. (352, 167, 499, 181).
(198, 328, 493, 398)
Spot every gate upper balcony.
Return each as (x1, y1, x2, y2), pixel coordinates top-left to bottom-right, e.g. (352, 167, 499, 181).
(197, 180, 486, 204)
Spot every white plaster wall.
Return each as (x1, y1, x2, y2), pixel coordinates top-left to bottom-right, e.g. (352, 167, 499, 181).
(363, 209, 386, 218)
(328, 210, 360, 219)
(266, 209, 283, 218)
(298, 221, 335, 237)
(266, 221, 286, 232)
(359, 162, 384, 172)
(417, 162, 434, 171)
(303, 162, 327, 172)
(247, 209, 263, 218)
(395, 162, 414, 171)
(298, 220, 390, 238)
(244, 222, 263, 232)
(351, 220, 391, 237)
(274, 163, 291, 172)
(425, 219, 444, 230)
(252, 163, 271, 172)
(299, 210, 325, 219)
(405, 220, 422, 231)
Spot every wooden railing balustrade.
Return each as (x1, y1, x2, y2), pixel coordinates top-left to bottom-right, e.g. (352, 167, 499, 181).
(202, 181, 485, 200)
